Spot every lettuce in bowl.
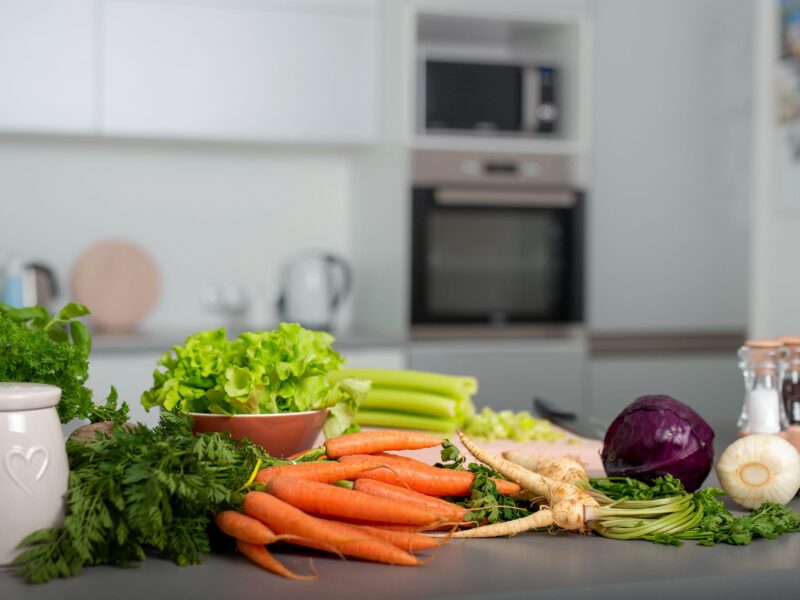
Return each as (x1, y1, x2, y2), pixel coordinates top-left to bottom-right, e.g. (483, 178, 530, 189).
(140, 323, 369, 437)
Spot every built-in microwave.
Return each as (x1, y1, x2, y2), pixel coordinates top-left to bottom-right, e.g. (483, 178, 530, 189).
(411, 151, 583, 328)
(420, 60, 559, 135)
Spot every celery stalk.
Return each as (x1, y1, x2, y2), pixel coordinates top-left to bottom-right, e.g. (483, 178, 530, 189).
(354, 409, 457, 433)
(329, 368, 477, 400)
(362, 388, 457, 419)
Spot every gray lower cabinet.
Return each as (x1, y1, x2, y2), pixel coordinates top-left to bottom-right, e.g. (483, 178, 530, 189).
(587, 353, 742, 426)
(87, 351, 164, 429)
(409, 338, 588, 416)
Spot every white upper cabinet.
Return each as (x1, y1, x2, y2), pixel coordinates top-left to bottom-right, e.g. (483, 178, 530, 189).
(101, 0, 379, 143)
(0, 0, 96, 133)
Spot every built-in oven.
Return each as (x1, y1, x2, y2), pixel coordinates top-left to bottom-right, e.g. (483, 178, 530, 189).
(411, 150, 584, 329)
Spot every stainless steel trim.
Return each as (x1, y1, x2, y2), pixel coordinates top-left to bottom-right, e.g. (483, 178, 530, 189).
(522, 66, 540, 133)
(411, 323, 586, 341)
(589, 331, 745, 356)
(413, 149, 573, 186)
(435, 188, 575, 208)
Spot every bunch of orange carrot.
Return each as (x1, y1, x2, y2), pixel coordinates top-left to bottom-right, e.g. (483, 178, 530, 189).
(214, 429, 522, 578)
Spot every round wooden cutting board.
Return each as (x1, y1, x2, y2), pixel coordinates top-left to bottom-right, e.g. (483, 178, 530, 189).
(70, 240, 160, 333)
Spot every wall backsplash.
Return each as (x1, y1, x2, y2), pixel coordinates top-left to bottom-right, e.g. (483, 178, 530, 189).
(0, 136, 355, 333)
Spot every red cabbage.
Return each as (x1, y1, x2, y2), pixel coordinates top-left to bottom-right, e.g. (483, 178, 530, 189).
(601, 395, 715, 492)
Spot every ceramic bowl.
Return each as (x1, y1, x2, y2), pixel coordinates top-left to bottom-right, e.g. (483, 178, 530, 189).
(189, 409, 328, 458)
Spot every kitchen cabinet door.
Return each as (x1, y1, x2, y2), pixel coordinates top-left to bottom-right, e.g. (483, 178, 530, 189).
(342, 346, 407, 370)
(86, 351, 163, 430)
(0, 0, 95, 133)
(588, 353, 741, 425)
(102, 0, 378, 143)
(409, 338, 587, 416)
(588, 0, 752, 331)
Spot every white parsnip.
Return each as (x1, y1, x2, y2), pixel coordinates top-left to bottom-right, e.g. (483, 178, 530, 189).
(449, 510, 554, 539)
(457, 431, 599, 533)
(502, 451, 588, 485)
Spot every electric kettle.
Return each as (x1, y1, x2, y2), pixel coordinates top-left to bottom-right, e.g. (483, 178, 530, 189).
(277, 252, 352, 330)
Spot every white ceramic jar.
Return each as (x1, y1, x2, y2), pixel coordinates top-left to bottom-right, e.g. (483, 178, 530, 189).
(0, 383, 69, 565)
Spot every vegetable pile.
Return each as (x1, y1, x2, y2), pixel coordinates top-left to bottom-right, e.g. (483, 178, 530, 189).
(140, 323, 370, 437)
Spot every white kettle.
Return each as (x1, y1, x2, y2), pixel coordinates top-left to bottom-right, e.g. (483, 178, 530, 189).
(277, 252, 352, 330)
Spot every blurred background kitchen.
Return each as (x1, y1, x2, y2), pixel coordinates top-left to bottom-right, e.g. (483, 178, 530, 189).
(0, 0, 796, 429)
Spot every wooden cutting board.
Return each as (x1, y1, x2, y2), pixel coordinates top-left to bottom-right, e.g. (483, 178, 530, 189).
(71, 239, 160, 333)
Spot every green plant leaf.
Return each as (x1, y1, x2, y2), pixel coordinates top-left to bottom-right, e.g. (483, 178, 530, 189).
(70, 320, 92, 354)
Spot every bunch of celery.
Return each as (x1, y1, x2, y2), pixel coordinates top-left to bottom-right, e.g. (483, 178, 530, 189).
(327, 368, 477, 433)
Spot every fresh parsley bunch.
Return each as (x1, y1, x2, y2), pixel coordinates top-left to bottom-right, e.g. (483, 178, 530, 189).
(0, 302, 127, 425)
(16, 412, 278, 583)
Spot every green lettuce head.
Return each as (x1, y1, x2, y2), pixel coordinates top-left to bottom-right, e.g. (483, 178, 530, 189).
(141, 323, 369, 437)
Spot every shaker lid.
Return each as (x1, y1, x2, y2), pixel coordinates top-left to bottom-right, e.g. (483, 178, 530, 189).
(0, 382, 62, 411)
(745, 339, 782, 349)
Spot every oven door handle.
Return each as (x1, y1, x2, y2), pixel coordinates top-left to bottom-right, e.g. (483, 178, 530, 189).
(435, 188, 576, 208)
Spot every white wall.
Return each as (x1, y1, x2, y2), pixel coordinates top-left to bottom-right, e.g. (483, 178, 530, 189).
(0, 136, 355, 332)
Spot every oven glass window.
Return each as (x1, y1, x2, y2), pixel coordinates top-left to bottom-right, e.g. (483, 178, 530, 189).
(426, 210, 564, 320)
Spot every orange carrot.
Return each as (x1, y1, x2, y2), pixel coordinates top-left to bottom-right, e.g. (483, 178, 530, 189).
(326, 520, 424, 532)
(242, 491, 420, 566)
(339, 454, 522, 496)
(324, 430, 443, 459)
(236, 540, 316, 580)
(215, 510, 282, 545)
(320, 519, 441, 553)
(353, 478, 468, 521)
(370, 451, 427, 463)
(255, 461, 378, 485)
(265, 475, 442, 526)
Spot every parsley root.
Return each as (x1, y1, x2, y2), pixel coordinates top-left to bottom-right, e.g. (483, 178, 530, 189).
(502, 452, 588, 485)
(449, 509, 554, 538)
(457, 431, 598, 532)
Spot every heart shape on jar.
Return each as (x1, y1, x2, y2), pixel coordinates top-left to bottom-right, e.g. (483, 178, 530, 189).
(4, 445, 49, 496)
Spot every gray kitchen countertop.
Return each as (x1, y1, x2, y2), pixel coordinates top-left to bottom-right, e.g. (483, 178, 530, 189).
(3, 426, 799, 599)
(2, 513, 799, 600)
(90, 327, 406, 353)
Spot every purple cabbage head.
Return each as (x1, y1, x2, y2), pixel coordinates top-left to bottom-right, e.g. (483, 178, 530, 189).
(600, 395, 715, 492)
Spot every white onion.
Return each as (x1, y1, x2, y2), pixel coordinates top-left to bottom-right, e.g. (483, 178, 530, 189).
(715, 434, 800, 509)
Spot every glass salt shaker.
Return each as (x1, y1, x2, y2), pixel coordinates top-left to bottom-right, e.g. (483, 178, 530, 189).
(780, 336, 800, 425)
(737, 339, 788, 435)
